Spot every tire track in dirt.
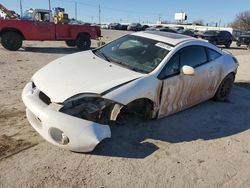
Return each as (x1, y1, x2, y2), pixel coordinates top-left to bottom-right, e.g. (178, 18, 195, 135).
(0, 134, 38, 160)
(0, 110, 25, 119)
(0, 109, 40, 160)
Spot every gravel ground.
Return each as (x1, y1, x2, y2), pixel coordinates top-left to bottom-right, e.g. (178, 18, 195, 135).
(0, 30, 250, 188)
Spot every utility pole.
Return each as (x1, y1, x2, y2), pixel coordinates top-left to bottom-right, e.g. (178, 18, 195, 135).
(158, 14, 161, 23)
(98, 4, 101, 24)
(48, 0, 51, 10)
(19, 0, 23, 17)
(75, 1, 77, 20)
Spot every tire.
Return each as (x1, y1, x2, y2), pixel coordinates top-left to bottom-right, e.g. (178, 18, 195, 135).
(214, 74, 235, 101)
(1, 31, 23, 51)
(225, 41, 232, 48)
(75, 34, 91, 51)
(236, 41, 241, 47)
(65, 40, 76, 47)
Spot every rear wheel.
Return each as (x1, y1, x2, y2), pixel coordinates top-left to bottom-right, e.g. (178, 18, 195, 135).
(75, 34, 91, 51)
(143, 102, 153, 120)
(214, 74, 235, 101)
(236, 41, 241, 47)
(1, 31, 23, 51)
(65, 40, 76, 47)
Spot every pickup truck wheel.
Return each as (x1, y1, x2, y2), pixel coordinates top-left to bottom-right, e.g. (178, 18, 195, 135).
(65, 40, 76, 47)
(76, 35, 91, 50)
(1, 31, 23, 51)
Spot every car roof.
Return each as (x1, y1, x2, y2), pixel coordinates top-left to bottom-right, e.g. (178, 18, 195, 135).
(132, 31, 195, 46)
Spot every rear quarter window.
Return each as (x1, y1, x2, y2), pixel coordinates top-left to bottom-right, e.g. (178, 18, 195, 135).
(206, 48, 221, 61)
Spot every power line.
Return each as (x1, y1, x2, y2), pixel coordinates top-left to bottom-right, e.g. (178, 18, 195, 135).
(57, 0, 169, 16)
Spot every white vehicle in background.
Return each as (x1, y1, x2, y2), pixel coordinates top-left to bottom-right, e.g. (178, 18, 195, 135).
(22, 31, 239, 152)
(100, 24, 109, 29)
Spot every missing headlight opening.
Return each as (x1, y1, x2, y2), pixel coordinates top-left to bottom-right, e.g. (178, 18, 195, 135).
(59, 97, 123, 124)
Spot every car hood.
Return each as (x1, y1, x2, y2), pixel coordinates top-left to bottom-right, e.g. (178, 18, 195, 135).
(32, 51, 144, 103)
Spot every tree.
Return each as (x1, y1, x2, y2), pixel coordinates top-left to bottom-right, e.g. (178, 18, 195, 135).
(231, 10, 250, 31)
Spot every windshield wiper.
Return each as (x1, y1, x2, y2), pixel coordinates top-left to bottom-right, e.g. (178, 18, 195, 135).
(108, 58, 147, 73)
(93, 50, 111, 62)
(130, 67, 148, 74)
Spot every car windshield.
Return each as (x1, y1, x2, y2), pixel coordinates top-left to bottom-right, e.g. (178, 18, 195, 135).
(93, 35, 170, 74)
(130, 23, 137, 26)
(22, 11, 33, 20)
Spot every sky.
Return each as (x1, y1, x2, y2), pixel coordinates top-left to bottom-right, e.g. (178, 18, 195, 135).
(1, 0, 249, 25)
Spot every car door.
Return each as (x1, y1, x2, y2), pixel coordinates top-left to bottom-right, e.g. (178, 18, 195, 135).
(157, 45, 217, 118)
(218, 32, 227, 44)
(31, 12, 55, 40)
(215, 32, 221, 44)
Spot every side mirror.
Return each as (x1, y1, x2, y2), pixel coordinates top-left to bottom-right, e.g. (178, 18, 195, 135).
(181, 65, 195, 76)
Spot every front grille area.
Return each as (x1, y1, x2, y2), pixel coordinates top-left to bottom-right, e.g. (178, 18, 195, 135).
(39, 91, 51, 105)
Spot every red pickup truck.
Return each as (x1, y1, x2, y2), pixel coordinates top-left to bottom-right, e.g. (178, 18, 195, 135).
(0, 9, 101, 51)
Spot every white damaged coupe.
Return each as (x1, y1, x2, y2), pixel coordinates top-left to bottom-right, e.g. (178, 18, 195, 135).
(22, 31, 239, 152)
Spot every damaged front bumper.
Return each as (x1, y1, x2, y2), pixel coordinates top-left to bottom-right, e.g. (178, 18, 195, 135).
(22, 82, 111, 152)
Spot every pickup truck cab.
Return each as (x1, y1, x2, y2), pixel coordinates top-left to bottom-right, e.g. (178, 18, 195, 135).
(0, 9, 101, 51)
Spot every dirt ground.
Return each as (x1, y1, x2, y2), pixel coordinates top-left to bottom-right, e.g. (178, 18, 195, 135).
(0, 30, 250, 188)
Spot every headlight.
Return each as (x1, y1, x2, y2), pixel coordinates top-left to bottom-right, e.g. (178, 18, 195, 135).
(59, 94, 117, 124)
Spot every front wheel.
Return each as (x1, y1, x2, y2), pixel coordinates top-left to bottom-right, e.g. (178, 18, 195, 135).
(75, 34, 91, 51)
(1, 31, 23, 51)
(225, 41, 232, 48)
(214, 74, 235, 101)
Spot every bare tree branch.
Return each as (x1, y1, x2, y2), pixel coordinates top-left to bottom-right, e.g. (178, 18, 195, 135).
(231, 11, 250, 31)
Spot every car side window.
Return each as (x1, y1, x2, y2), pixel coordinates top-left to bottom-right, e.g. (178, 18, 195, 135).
(206, 48, 221, 61)
(218, 32, 224, 37)
(35, 12, 50, 22)
(180, 46, 207, 68)
(159, 53, 180, 79)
